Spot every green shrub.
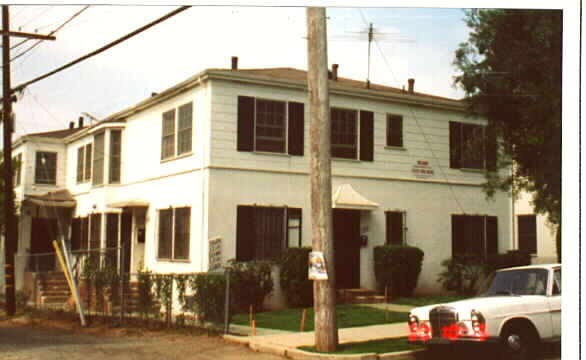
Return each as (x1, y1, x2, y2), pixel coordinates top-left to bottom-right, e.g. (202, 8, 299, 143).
(373, 245, 424, 299)
(190, 273, 226, 324)
(137, 269, 156, 319)
(437, 255, 486, 296)
(438, 252, 533, 296)
(279, 247, 313, 308)
(227, 260, 274, 313)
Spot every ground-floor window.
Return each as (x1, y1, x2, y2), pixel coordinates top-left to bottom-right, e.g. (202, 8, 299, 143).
(451, 215, 498, 258)
(236, 205, 302, 261)
(157, 207, 191, 261)
(517, 215, 537, 254)
(385, 211, 405, 246)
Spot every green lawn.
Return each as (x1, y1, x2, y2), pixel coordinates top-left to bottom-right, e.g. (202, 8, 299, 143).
(299, 337, 422, 355)
(391, 295, 472, 307)
(231, 304, 408, 332)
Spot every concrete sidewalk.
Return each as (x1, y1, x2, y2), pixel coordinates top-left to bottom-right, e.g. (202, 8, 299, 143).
(224, 305, 423, 360)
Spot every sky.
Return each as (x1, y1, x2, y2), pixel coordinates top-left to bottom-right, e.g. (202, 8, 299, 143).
(0, 5, 471, 138)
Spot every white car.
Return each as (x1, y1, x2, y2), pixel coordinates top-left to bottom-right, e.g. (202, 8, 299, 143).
(408, 264, 561, 360)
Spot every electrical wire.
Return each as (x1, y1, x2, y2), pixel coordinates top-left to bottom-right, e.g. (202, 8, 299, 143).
(10, 6, 90, 63)
(10, 5, 90, 54)
(5, 6, 190, 100)
(357, 9, 466, 214)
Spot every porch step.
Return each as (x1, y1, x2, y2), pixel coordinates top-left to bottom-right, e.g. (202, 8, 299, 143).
(35, 272, 71, 306)
(337, 288, 386, 304)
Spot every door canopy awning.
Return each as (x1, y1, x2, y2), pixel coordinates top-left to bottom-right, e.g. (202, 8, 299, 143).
(332, 184, 379, 210)
(108, 200, 149, 209)
(24, 189, 76, 208)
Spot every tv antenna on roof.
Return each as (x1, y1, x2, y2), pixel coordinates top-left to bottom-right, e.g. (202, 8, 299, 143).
(330, 22, 414, 88)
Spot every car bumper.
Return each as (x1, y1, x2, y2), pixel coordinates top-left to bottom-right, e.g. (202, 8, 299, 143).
(408, 336, 500, 345)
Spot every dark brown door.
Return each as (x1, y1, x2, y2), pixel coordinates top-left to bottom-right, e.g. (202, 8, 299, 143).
(333, 209, 361, 289)
(121, 212, 132, 274)
(30, 218, 58, 272)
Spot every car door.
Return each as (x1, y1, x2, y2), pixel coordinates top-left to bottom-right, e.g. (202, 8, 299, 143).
(548, 268, 561, 338)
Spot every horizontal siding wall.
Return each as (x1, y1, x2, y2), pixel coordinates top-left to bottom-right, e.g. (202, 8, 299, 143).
(209, 79, 494, 185)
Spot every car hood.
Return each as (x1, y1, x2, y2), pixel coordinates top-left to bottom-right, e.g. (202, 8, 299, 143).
(410, 295, 542, 321)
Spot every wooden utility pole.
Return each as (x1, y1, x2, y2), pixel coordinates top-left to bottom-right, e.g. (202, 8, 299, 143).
(2, 5, 55, 316)
(306, 7, 338, 352)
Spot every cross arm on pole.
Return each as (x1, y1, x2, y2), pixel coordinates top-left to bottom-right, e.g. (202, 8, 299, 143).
(1, 30, 56, 41)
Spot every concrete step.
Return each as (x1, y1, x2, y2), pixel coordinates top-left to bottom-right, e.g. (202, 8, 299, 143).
(40, 295, 70, 304)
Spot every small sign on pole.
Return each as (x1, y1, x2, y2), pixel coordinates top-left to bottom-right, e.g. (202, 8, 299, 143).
(308, 251, 328, 280)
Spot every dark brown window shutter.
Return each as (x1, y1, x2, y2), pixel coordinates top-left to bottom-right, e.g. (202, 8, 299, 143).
(359, 110, 374, 161)
(486, 216, 498, 256)
(288, 102, 304, 156)
(386, 212, 403, 245)
(449, 121, 461, 169)
(236, 205, 255, 261)
(81, 217, 89, 250)
(451, 214, 465, 257)
(485, 126, 497, 171)
(71, 218, 81, 251)
(237, 96, 255, 151)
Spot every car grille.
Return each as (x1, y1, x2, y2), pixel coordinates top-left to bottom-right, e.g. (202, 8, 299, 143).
(429, 306, 458, 338)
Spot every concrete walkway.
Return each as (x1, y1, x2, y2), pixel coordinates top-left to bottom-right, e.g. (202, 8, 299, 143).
(224, 304, 420, 360)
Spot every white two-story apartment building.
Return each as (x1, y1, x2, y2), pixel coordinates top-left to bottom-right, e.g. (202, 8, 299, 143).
(10, 59, 516, 301)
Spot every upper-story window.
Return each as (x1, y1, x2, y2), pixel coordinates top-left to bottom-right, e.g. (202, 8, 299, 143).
(34, 151, 57, 185)
(76, 143, 92, 183)
(449, 121, 496, 170)
(93, 132, 105, 185)
(330, 107, 373, 161)
(386, 114, 403, 148)
(161, 102, 193, 160)
(13, 153, 22, 186)
(109, 130, 122, 184)
(237, 96, 304, 156)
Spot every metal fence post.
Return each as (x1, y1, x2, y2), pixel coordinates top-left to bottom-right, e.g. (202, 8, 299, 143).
(224, 270, 230, 334)
(119, 245, 125, 325)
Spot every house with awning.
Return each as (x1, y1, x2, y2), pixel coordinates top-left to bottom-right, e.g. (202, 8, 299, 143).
(8, 57, 517, 307)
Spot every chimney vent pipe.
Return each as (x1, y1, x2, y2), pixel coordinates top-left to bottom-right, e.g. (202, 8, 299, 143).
(408, 78, 415, 94)
(69, 121, 75, 129)
(78, 116, 84, 128)
(231, 56, 238, 70)
(332, 64, 339, 81)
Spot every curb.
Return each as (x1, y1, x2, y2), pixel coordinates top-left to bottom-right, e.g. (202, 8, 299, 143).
(222, 334, 425, 360)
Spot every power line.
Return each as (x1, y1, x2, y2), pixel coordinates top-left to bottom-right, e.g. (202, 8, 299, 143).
(10, 6, 90, 63)
(357, 9, 466, 214)
(8, 5, 190, 98)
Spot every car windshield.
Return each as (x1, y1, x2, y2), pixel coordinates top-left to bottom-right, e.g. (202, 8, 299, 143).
(484, 268, 549, 296)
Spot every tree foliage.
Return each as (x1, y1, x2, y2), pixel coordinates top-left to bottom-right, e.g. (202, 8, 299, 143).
(453, 9, 562, 227)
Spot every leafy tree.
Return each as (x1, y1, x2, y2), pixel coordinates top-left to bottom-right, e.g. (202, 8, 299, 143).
(453, 9, 562, 259)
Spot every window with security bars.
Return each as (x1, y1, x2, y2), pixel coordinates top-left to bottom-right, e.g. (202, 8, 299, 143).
(386, 114, 403, 147)
(34, 151, 57, 185)
(451, 215, 498, 258)
(89, 214, 102, 262)
(386, 211, 405, 245)
(105, 213, 120, 267)
(109, 130, 122, 183)
(158, 207, 191, 261)
(236, 206, 302, 261)
(517, 215, 537, 254)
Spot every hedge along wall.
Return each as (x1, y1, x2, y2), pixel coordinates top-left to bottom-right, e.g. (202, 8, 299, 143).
(373, 245, 424, 299)
(279, 247, 313, 308)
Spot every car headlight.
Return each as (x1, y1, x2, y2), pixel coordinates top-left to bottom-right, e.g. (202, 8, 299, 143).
(471, 310, 486, 335)
(408, 314, 419, 332)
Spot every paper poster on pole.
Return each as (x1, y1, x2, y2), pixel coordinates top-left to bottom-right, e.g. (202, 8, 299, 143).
(308, 251, 328, 280)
